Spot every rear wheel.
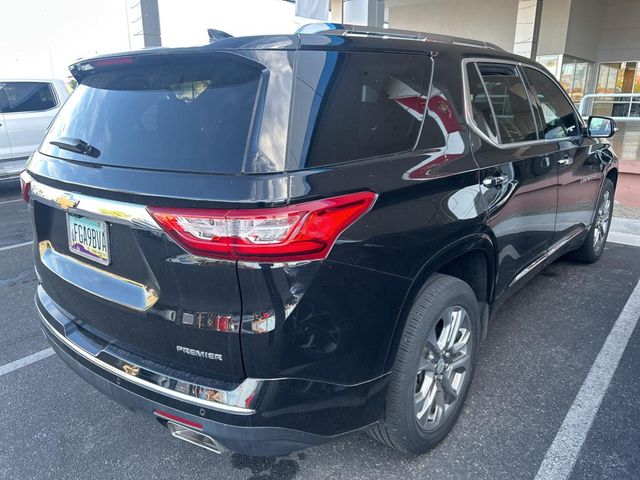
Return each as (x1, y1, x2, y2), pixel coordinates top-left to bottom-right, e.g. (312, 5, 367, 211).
(370, 274, 480, 454)
(571, 179, 614, 263)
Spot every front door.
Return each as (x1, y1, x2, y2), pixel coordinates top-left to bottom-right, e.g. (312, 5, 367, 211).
(521, 66, 602, 243)
(466, 61, 558, 298)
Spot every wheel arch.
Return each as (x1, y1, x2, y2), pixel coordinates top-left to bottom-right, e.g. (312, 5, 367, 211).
(383, 233, 497, 373)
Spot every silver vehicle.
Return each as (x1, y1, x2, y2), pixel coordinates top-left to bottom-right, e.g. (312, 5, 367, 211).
(0, 79, 69, 180)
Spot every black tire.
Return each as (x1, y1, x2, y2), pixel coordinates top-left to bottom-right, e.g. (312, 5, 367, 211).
(370, 274, 480, 454)
(570, 179, 614, 263)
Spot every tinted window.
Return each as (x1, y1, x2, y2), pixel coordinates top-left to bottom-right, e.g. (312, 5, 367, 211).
(42, 53, 263, 174)
(523, 67, 580, 139)
(475, 63, 538, 144)
(467, 64, 499, 143)
(290, 51, 430, 168)
(0, 82, 57, 113)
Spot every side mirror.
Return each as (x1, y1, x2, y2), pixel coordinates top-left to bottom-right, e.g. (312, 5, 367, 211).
(587, 116, 617, 138)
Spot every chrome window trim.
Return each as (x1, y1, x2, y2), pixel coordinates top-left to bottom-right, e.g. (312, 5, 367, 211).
(30, 179, 162, 231)
(37, 294, 258, 415)
(461, 57, 584, 149)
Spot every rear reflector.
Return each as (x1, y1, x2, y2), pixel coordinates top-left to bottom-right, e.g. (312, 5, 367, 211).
(20, 171, 31, 203)
(148, 191, 377, 262)
(153, 409, 203, 431)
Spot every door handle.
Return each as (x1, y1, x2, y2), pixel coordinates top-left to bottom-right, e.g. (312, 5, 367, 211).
(482, 174, 509, 188)
(558, 155, 574, 165)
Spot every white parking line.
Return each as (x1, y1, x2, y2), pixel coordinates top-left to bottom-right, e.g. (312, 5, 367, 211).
(608, 232, 640, 248)
(0, 198, 22, 205)
(534, 277, 640, 480)
(0, 348, 54, 377)
(0, 241, 33, 252)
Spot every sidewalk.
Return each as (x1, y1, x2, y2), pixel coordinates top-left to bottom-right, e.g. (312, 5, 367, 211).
(610, 216, 640, 248)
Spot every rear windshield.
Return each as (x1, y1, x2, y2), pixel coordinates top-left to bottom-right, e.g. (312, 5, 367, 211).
(41, 53, 263, 174)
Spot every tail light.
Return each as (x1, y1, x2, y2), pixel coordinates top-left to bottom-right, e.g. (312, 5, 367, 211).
(147, 191, 377, 262)
(19, 171, 32, 203)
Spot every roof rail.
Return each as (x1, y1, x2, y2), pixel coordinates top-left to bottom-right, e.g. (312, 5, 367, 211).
(296, 23, 505, 51)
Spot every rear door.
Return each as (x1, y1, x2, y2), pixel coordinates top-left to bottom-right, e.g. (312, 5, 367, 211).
(521, 66, 601, 243)
(1, 81, 59, 165)
(466, 60, 558, 297)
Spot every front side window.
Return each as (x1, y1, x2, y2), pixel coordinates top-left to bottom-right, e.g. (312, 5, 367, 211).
(523, 67, 580, 139)
(474, 63, 538, 144)
(0, 82, 57, 113)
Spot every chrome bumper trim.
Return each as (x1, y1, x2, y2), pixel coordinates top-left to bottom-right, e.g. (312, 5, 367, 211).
(39, 240, 159, 312)
(30, 179, 161, 231)
(37, 294, 257, 415)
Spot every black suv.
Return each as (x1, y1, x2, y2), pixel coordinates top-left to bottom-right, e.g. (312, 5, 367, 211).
(24, 24, 618, 456)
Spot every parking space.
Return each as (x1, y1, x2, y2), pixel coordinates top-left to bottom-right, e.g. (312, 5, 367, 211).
(1, 181, 639, 480)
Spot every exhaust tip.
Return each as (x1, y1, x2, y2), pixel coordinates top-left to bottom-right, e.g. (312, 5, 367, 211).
(166, 421, 226, 454)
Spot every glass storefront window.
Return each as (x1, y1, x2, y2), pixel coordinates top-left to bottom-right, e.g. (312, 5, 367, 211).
(572, 63, 588, 102)
(560, 62, 575, 93)
(537, 55, 562, 78)
(553, 56, 591, 103)
(593, 62, 640, 117)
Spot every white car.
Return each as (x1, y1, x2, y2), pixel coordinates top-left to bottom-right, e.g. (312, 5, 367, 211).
(0, 79, 69, 180)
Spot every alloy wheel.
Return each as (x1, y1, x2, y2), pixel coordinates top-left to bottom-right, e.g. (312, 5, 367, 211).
(414, 306, 472, 431)
(593, 190, 612, 252)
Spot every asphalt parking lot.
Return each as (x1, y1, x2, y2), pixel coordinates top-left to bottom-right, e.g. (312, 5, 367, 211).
(1, 179, 639, 480)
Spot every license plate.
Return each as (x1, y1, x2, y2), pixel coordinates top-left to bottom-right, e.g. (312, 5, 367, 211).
(67, 214, 110, 265)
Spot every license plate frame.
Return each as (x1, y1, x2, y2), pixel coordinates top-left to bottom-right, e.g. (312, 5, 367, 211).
(66, 213, 111, 266)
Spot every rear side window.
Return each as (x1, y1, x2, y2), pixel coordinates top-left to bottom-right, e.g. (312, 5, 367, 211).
(472, 63, 538, 144)
(0, 82, 57, 113)
(466, 64, 499, 143)
(289, 51, 431, 168)
(523, 67, 580, 139)
(42, 53, 264, 174)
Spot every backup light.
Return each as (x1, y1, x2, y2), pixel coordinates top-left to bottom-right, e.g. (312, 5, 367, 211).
(148, 191, 377, 262)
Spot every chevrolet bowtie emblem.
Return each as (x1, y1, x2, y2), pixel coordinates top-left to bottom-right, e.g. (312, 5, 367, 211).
(54, 194, 78, 210)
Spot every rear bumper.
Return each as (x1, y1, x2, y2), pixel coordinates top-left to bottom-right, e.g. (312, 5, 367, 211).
(36, 286, 388, 456)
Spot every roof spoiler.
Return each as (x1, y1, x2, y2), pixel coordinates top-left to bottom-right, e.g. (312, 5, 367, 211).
(208, 29, 234, 43)
(296, 23, 505, 51)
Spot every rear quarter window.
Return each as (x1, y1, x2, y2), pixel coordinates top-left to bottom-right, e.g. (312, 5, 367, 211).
(289, 51, 432, 169)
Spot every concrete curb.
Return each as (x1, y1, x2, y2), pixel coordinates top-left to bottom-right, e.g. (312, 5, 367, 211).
(609, 217, 640, 247)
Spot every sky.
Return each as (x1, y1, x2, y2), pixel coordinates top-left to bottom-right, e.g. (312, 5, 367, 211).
(0, 0, 317, 81)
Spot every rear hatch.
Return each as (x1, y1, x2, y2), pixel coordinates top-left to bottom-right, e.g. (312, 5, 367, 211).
(30, 47, 293, 382)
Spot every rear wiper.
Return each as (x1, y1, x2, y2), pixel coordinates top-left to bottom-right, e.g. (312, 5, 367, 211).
(49, 137, 101, 158)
